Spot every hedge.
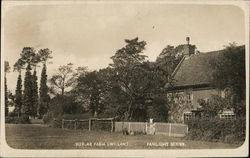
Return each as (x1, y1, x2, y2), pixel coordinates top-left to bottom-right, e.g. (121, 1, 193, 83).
(185, 117, 245, 144)
(5, 115, 30, 124)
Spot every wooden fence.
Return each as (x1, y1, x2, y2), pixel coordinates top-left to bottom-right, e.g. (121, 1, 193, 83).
(62, 118, 114, 132)
(115, 122, 188, 137)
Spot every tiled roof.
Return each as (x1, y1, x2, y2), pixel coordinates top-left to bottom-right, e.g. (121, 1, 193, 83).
(171, 50, 222, 88)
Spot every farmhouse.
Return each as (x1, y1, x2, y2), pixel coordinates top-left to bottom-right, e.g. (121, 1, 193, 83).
(167, 37, 235, 123)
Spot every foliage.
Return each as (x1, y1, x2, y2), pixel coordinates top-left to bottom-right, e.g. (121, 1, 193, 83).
(73, 71, 105, 117)
(146, 95, 168, 122)
(5, 78, 9, 116)
(5, 61, 11, 74)
(186, 117, 245, 144)
(13, 59, 25, 73)
(38, 48, 53, 64)
(210, 44, 245, 116)
(19, 47, 36, 66)
(167, 92, 194, 123)
(197, 95, 231, 118)
(13, 59, 25, 116)
(38, 48, 53, 117)
(23, 64, 35, 117)
(5, 61, 11, 116)
(50, 63, 74, 96)
(156, 45, 183, 76)
(110, 37, 147, 67)
(49, 95, 84, 117)
(15, 74, 23, 116)
(39, 64, 50, 117)
(32, 70, 39, 117)
(109, 37, 148, 121)
(5, 115, 30, 124)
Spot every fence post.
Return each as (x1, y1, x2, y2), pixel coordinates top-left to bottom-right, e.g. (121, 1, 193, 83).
(111, 120, 114, 132)
(169, 123, 171, 137)
(89, 119, 91, 131)
(74, 119, 77, 130)
(62, 119, 64, 129)
(128, 122, 131, 133)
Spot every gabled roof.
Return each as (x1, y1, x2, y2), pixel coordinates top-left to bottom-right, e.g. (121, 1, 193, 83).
(170, 50, 222, 89)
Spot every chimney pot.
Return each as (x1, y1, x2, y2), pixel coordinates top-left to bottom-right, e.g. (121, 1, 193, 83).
(186, 37, 190, 45)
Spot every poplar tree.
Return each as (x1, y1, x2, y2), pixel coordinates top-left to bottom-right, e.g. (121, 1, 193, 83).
(15, 74, 23, 116)
(21, 47, 36, 117)
(23, 63, 33, 116)
(39, 64, 49, 116)
(32, 70, 39, 117)
(14, 59, 25, 116)
(5, 61, 10, 116)
(38, 48, 52, 117)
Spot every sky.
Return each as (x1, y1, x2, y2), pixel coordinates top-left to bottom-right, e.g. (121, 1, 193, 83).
(3, 3, 246, 92)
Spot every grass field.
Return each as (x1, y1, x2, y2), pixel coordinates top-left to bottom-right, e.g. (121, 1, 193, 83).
(5, 124, 241, 149)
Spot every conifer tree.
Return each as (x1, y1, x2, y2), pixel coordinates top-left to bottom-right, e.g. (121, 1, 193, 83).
(39, 64, 49, 116)
(32, 70, 39, 117)
(5, 61, 11, 116)
(5, 78, 9, 116)
(15, 74, 23, 117)
(14, 58, 25, 116)
(38, 48, 52, 117)
(23, 63, 33, 116)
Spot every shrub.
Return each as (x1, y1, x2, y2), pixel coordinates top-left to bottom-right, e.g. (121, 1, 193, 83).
(5, 115, 30, 124)
(8, 111, 18, 117)
(42, 111, 54, 124)
(185, 117, 245, 144)
(61, 113, 92, 120)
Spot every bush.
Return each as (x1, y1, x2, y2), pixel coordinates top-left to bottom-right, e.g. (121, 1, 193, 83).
(8, 111, 18, 117)
(5, 115, 30, 124)
(185, 117, 245, 144)
(42, 111, 55, 124)
(61, 113, 92, 120)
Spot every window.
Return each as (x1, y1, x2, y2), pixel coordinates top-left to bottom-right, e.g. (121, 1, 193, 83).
(184, 89, 193, 101)
(219, 113, 236, 120)
(184, 112, 194, 123)
(221, 88, 230, 98)
(219, 109, 236, 120)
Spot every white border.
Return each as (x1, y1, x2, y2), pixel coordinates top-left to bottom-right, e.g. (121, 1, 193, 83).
(1, 0, 249, 157)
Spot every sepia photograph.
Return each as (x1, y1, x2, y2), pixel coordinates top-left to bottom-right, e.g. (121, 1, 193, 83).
(1, 0, 249, 157)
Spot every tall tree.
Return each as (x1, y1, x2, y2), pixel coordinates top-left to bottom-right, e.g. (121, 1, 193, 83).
(21, 47, 36, 117)
(50, 63, 74, 96)
(13, 59, 25, 116)
(23, 63, 34, 116)
(110, 37, 149, 121)
(74, 71, 104, 117)
(38, 48, 52, 117)
(31, 53, 41, 117)
(15, 74, 23, 116)
(210, 43, 245, 116)
(32, 70, 39, 117)
(39, 64, 50, 116)
(5, 61, 11, 116)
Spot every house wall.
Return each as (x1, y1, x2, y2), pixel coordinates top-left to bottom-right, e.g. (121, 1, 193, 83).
(168, 87, 221, 123)
(191, 88, 221, 109)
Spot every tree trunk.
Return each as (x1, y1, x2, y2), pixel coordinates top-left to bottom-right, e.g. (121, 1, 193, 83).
(61, 87, 64, 96)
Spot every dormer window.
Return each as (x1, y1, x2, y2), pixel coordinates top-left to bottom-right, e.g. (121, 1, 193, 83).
(221, 88, 230, 98)
(185, 89, 193, 101)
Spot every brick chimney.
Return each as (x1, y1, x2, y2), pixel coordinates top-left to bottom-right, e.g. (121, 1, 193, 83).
(183, 37, 195, 57)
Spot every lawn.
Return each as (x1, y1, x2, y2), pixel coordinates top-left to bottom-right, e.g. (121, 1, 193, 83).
(5, 124, 240, 149)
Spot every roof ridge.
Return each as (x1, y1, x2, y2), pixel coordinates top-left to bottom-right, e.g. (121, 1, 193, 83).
(171, 56, 186, 78)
